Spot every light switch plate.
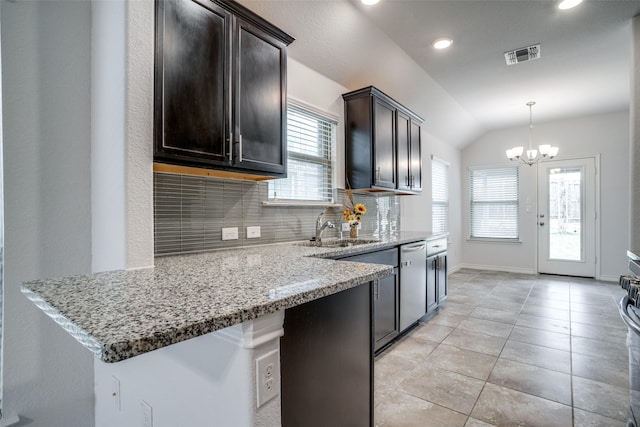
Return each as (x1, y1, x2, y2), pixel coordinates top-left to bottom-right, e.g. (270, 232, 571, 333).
(141, 400, 153, 427)
(341, 223, 351, 232)
(247, 226, 261, 239)
(222, 227, 239, 240)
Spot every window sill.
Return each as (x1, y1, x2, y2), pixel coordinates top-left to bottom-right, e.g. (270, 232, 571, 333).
(466, 238, 522, 245)
(262, 201, 343, 208)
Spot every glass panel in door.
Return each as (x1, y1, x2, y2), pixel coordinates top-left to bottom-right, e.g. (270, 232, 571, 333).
(548, 167, 583, 261)
(538, 158, 596, 277)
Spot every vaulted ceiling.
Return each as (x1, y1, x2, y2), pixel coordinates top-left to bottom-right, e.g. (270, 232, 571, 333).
(238, 0, 640, 147)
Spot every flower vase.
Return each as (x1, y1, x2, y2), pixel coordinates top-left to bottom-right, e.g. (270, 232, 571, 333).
(350, 225, 358, 239)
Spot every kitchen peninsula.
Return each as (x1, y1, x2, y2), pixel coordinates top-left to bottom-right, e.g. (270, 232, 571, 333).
(22, 232, 439, 426)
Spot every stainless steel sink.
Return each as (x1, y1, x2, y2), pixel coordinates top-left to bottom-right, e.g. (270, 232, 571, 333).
(299, 239, 380, 248)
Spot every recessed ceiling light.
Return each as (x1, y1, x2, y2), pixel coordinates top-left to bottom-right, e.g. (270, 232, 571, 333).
(361, 0, 380, 5)
(558, 0, 583, 10)
(433, 38, 453, 50)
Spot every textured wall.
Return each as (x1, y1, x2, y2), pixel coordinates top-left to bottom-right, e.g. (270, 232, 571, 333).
(630, 15, 640, 256)
(1, 1, 94, 424)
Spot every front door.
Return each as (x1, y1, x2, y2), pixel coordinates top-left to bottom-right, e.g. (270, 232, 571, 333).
(537, 158, 596, 277)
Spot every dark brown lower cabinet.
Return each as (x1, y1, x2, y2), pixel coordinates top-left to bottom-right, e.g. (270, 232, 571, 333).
(374, 271, 399, 352)
(426, 255, 438, 313)
(281, 282, 373, 427)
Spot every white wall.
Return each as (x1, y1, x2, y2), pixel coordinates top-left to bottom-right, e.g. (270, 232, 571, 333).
(287, 59, 348, 189)
(401, 133, 463, 272)
(1, 1, 94, 425)
(91, 0, 154, 273)
(461, 110, 630, 279)
(630, 15, 640, 255)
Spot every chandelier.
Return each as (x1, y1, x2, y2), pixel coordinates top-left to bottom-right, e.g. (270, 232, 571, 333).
(506, 101, 559, 166)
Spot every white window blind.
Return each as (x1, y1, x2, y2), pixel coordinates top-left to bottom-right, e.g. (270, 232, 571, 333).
(432, 158, 449, 233)
(268, 103, 336, 202)
(470, 167, 519, 239)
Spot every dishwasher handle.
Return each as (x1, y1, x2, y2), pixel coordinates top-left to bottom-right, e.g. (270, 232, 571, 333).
(401, 243, 426, 252)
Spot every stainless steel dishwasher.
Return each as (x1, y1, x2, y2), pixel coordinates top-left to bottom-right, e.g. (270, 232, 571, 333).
(400, 241, 427, 331)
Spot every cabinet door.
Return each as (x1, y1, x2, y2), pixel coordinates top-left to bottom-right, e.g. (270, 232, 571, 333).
(155, 0, 231, 165)
(372, 98, 396, 189)
(437, 254, 448, 303)
(409, 120, 422, 191)
(427, 256, 438, 312)
(374, 270, 399, 351)
(233, 18, 287, 175)
(396, 111, 411, 191)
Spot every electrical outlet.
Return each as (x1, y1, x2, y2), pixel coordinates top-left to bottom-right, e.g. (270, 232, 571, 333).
(222, 227, 239, 240)
(256, 349, 280, 407)
(341, 222, 351, 232)
(247, 226, 261, 239)
(141, 400, 153, 427)
(111, 376, 121, 412)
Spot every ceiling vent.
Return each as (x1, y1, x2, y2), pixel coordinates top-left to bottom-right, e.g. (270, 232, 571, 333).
(504, 44, 541, 66)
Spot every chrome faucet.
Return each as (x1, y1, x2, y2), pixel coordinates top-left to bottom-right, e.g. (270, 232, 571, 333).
(315, 211, 335, 245)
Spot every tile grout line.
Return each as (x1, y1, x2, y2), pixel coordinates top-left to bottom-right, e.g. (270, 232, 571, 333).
(569, 283, 575, 427)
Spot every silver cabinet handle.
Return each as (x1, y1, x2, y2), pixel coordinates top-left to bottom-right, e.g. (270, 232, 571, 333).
(228, 132, 233, 162)
(375, 167, 381, 182)
(402, 243, 426, 252)
(239, 134, 243, 162)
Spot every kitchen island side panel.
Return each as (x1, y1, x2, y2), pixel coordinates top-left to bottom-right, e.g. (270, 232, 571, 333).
(281, 281, 373, 427)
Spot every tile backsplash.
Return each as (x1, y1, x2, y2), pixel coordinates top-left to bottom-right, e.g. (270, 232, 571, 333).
(154, 172, 401, 256)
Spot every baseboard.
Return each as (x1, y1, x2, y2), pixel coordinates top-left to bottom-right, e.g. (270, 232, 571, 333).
(458, 263, 537, 275)
(447, 264, 463, 275)
(598, 275, 619, 283)
(0, 415, 20, 427)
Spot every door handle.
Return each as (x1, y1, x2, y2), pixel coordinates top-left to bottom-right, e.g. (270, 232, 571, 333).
(238, 134, 243, 162)
(228, 132, 233, 162)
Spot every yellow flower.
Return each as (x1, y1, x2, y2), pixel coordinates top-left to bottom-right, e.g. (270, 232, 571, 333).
(354, 204, 367, 215)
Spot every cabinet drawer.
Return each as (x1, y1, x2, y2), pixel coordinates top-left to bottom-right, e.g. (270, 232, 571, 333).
(427, 238, 447, 256)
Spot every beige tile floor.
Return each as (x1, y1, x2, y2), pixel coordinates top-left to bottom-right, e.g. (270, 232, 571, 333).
(374, 269, 631, 427)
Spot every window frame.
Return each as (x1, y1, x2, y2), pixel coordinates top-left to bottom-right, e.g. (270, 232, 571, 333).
(265, 99, 338, 206)
(468, 165, 520, 243)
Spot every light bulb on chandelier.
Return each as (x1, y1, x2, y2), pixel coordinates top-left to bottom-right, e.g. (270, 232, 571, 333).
(506, 102, 559, 166)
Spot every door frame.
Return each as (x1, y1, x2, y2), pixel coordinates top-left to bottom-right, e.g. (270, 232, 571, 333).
(534, 154, 601, 279)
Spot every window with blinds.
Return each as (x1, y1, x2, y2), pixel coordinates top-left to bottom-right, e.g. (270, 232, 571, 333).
(470, 167, 519, 239)
(268, 103, 336, 202)
(432, 157, 449, 233)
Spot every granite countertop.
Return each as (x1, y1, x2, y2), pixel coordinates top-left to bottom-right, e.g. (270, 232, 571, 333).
(22, 231, 443, 363)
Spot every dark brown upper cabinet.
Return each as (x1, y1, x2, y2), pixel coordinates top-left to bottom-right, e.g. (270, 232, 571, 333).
(397, 112, 423, 192)
(154, 0, 294, 179)
(343, 86, 424, 194)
